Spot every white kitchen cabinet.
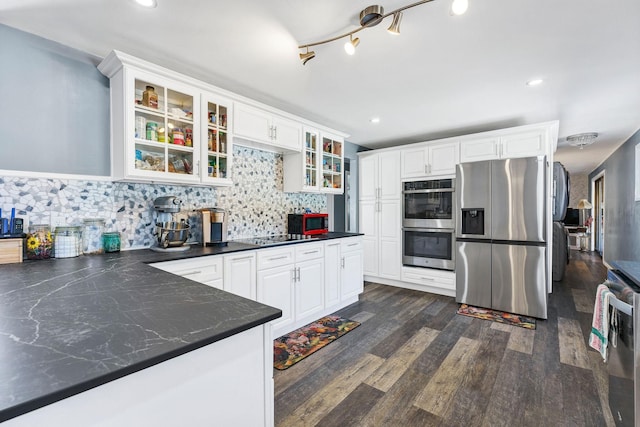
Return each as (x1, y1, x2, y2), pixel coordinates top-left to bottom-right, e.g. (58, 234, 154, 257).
(257, 263, 295, 335)
(233, 102, 302, 152)
(401, 141, 458, 178)
(460, 130, 547, 163)
(201, 92, 233, 186)
(294, 245, 324, 321)
(149, 256, 224, 290)
(359, 151, 401, 280)
(402, 266, 455, 293)
(285, 128, 345, 194)
(223, 251, 257, 300)
(323, 240, 342, 308)
(340, 238, 364, 300)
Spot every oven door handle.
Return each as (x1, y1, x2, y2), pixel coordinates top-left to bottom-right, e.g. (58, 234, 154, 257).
(402, 227, 455, 233)
(402, 188, 454, 194)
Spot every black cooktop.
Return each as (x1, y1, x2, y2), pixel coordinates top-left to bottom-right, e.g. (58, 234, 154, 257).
(231, 234, 315, 247)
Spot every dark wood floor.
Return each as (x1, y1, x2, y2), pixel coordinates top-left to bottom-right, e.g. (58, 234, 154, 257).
(274, 250, 614, 426)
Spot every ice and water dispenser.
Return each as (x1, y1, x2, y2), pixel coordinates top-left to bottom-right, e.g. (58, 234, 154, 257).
(461, 208, 485, 235)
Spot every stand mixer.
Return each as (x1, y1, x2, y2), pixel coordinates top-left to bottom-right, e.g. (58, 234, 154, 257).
(151, 196, 190, 251)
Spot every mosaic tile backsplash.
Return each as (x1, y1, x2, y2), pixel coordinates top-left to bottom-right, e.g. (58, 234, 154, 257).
(0, 146, 326, 249)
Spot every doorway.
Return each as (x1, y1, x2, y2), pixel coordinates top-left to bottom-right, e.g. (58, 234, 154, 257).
(591, 171, 605, 256)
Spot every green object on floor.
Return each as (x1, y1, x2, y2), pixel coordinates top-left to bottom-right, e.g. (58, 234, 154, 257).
(457, 304, 536, 329)
(274, 315, 361, 370)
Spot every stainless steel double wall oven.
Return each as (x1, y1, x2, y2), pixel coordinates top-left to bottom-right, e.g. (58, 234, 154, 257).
(402, 178, 455, 270)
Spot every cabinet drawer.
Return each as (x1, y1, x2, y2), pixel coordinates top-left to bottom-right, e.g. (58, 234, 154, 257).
(150, 256, 223, 282)
(402, 267, 455, 290)
(295, 243, 324, 262)
(257, 246, 295, 270)
(341, 238, 363, 253)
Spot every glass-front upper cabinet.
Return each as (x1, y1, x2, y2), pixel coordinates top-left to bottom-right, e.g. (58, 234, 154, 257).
(132, 77, 199, 183)
(304, 129, 319, 189)
(201, 92, 232, 186)
(321, 133, 344, 193)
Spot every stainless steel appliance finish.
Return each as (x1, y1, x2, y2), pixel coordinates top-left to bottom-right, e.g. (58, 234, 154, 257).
(155, 221, 190, 248)
(153, 196, 182, 213)
(402, 227, 455, 270)
(403, 179, 455, 229)
(455, 241, 491, 307)
(606, 269, 640, 427)
(455, 156, 548, 319)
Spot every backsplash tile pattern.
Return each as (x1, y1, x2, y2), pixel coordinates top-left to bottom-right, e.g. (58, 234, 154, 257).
(0, 146, 326, 249)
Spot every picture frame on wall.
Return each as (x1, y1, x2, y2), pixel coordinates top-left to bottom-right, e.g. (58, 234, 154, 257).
(636, 144, 640, 201)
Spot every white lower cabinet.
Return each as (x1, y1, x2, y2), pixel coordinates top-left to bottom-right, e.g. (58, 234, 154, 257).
(224, 251, 257, 299)
(402, 266, 455, 293)
(324, 241, 342, 308)
(294, 254, 324, 321)
(340, 238, 364, 300)
(149, 256, 224, 290)
(257, 263, 295, 335)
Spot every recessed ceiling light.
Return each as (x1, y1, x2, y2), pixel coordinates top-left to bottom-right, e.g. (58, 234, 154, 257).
(133, 0, 157, 8)
(526, 78, 544, 86)
(370, 117, 380, 124)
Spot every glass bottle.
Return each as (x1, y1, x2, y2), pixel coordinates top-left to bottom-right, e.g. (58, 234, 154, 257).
(142, 85, 158, 109)
(53, 226, 82, 258)
(103, 232, 121, 253)
(26, 224, 53, 260)
(82, 218, 105, 255)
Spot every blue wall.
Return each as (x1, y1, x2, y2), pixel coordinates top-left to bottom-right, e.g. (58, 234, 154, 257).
(589, 128, 640, 263)
(0, 24, 110, 176)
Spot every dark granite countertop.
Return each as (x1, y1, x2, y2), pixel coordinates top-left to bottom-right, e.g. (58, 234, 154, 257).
(0, 231, 361, 422)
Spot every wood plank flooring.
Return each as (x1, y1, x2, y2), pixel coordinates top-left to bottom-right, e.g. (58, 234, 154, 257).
(274, 251, 614, 426)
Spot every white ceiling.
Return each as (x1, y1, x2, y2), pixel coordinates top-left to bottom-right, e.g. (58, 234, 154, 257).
(1, 0, 639, 174)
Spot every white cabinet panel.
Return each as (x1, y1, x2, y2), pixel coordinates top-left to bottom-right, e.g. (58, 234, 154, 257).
(380, 199, 401, 240)
(379, 152, 401, 199)
(295, 258, 324, 320)
(401, 142, 458, 178)
(257, 265, 294, 333)
(324, 241, 342, 307)
(379, 239, 401, 279)
(341, 248, 364, 300)
(501, 131, 545, 158)
(460, 130, 546, 163)
(401, 147, 429, 178)
(359, 155, 378, 200)
(459, 137, 500, 163)
(272, 116, 302, 151)
(234, 103, 272, 143)
(224, 252, 257, 300)
(429, 143, 458, 176)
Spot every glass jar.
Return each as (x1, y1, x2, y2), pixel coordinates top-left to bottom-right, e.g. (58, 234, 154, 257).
(82, 218, 105, 255)
(142, 85, 158, 109)
(54, 226, 82, 258)
(103, 232, 121, 253)
(26, 224, 53, 260)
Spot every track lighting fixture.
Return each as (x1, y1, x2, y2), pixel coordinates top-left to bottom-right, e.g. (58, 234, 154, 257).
(298, 0, 469, 64)
(299, 47, 316, 65)
(344, 35, 360, 55)
(387, 12, 403, 35)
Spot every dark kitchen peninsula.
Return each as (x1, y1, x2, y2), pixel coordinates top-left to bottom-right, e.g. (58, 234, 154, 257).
(0, 242, 282, 424)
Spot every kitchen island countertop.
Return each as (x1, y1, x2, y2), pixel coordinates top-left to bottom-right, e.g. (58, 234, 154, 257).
(0, 241, 281, 422)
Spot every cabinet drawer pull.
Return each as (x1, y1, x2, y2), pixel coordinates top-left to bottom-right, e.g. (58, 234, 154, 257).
(327, 243, 340, 247)
(347, 243, 358, 247)
(303, 250, 319, 255)
(268, 255, 288, 261)
(420, 277, 435, 281)
(232, 255, 254, 261)
(182, 270, 202, 276)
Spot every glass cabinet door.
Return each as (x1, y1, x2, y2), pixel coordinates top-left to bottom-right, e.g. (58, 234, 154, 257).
(322, 135, 343, 192)
(304, 129, 319, 189)
(202, 95, 232, 183)
(133, 78, 196, 179)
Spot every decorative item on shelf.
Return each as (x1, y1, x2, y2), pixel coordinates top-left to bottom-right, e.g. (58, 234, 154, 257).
(146, 121, 158, 141)
(297, 0, 469, 64)
(172, 128, 185, 145)
(185, 128, 193, 147)
(566, 132, 598, 149)
(26, 224, 53, 260)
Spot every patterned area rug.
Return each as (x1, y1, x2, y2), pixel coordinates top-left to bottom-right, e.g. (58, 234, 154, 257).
(273, 315, 361, 370)
(457, 304, 536, 329)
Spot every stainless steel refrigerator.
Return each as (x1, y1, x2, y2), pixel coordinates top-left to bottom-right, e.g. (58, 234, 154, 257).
(455, 156, 548, 319)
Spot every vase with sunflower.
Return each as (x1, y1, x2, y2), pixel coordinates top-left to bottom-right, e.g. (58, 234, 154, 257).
(26, 224, 53, 259)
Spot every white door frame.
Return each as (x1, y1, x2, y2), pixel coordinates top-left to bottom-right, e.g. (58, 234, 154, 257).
(590, 169, 608, 267)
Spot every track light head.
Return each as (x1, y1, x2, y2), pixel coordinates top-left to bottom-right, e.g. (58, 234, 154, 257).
(387, 11, 403, 35)
(299, 49, 316, 65)
(344, 35, 360, 55)
(360, 5, 385, 27)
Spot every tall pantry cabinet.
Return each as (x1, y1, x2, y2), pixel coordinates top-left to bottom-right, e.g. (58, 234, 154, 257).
(358, 151, 401, 280)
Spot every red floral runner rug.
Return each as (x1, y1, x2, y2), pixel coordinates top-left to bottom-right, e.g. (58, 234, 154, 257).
(273, 315, 360, 370)
(457, 304, 536, 329)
